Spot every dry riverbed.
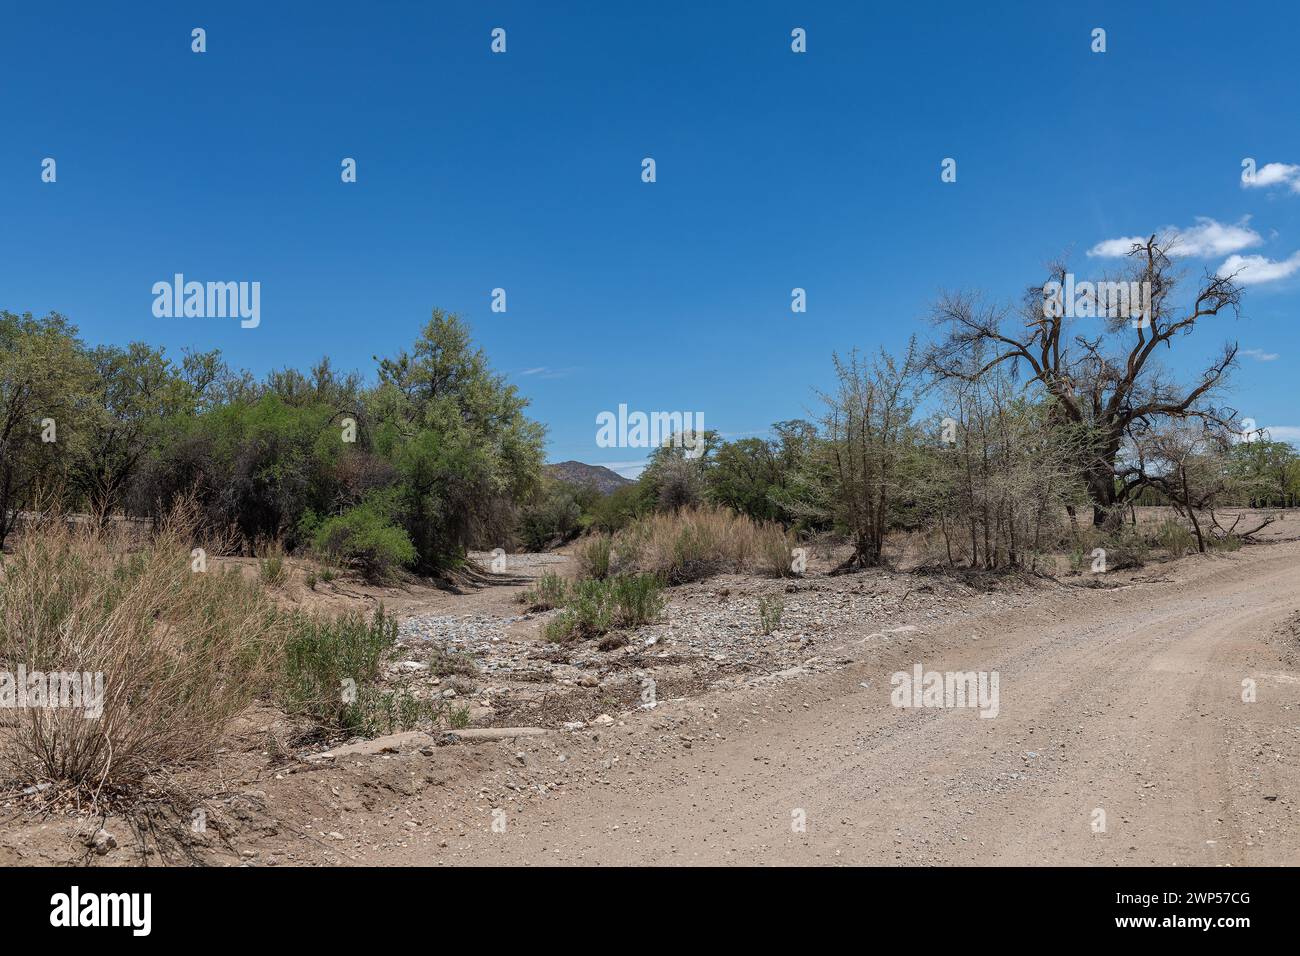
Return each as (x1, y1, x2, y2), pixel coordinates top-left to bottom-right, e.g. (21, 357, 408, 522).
(3, 515, 1298, 866)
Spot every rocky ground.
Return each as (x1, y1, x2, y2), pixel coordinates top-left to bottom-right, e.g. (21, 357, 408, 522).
(2, 511, 1298, 866)
(372, 549, 1050, 737)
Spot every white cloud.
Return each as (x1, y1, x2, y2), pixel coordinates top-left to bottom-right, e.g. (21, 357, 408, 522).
(1240, 348, 1279, 361)
(1088, 217, 1262, 259)
(1262, 425, 1300, 447)
(1218, 250, 1300, 285)
(1242, 161, 1300, 193)
(518, 366, 575, 379)
(596, 460, 647, 479)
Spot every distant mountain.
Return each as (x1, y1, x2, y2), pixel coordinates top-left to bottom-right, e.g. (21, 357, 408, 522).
(546, 460, 634, 495)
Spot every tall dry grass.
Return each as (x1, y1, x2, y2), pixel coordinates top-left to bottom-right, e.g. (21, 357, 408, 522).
(613, 507, 794, 582)
(0, 507, 285, 796)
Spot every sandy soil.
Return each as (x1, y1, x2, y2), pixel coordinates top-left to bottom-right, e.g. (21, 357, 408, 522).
(3, 512, 1298, 866)
(379, 535, 1300, 866)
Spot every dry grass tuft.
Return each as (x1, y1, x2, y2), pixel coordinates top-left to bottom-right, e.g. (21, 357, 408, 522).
(0, 504, 285, 801)
(613, 507, 795, 583)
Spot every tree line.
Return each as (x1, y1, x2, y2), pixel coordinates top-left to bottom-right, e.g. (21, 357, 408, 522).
(0, 308, 544, 574)
(535, 238, 1299, 568)
(4, 237, 1297, 575)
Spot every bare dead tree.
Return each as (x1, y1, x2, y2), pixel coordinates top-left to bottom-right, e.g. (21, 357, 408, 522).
(1128, 421, 1276, 551)
(927, 237, 1244, 527)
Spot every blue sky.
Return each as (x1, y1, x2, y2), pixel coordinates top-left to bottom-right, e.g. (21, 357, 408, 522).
(3, 1, 1297, 475)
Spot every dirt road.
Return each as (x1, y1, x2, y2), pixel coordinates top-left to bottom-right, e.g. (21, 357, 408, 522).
(398, 540, 1300, 865)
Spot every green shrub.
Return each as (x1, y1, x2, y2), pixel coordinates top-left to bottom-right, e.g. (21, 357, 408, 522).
(521, 570, 568, 610)
(356, 685, 441, 737)
(573, 534, 613, 579)
(1154, 519, 1195, 557)
(542, 573, 664, 642)
(758, 594, 785, 634)
(313, 495, 416, 582)
(543, 609, 582, 643)
(609, 573, 666, 627)
(279, 607, 397, 731)
(561, 578, 617, 639)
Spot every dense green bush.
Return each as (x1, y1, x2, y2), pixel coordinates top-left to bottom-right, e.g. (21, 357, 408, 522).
(312, 494, 416, 581)
(279, 606, 430, 734)
(2, 308, 546, 574)
(280, 608, 393, 721)
(517, 480, 583, 550)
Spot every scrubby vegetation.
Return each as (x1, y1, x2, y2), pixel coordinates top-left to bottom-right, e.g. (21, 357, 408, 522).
(307, 493, 416, 582)
(0, 308, 544, 577)
(758, 595, 785, 635)
(612, 508, 795, 582)
(0, 506, 450, 799)
(3, 235, 1297, 807)
(542, 573, 666, 643)
(280, 607, 402, 733)
(520, 570, 569, 611)
(572, 534, 612, 579)
(0, 511, 284, 794)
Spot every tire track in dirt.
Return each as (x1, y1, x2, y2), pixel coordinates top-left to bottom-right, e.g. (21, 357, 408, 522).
(393, 542, 1300, 866)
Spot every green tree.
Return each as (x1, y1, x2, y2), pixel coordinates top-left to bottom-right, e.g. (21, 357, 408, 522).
(1228, 435, 1300, 508)
(371, 310, 545, 570)
(0, 311, 92, 546)
(73, 342, 186, 524)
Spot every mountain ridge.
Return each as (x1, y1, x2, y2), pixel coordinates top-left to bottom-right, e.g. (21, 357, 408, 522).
(545, 460, 634, 495)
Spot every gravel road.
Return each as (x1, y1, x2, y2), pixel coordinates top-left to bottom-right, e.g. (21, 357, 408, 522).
(391, 538, 1300, 865)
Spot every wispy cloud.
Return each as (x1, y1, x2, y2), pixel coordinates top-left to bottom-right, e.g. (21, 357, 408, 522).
(1218, 251, 1300, 285)
(518, 366, 577, 379)
(1240, 347, 1280, 361)
(1242, 161, 1300, 194)
(1088, 216, 1262, 259)
(1262, 425, 1300, 446)
(595, 460, 647, 479)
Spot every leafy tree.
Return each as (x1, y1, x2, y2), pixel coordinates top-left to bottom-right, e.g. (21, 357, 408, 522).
(517, 478, 584, 550)
(706, 420, 817, 526)
(371, 310, 545, 570)
(0, 312, 92, 547)
(73, 342, 186, 524)
(585, 482, 650, 534)
(1228, 435, 1300, 508)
